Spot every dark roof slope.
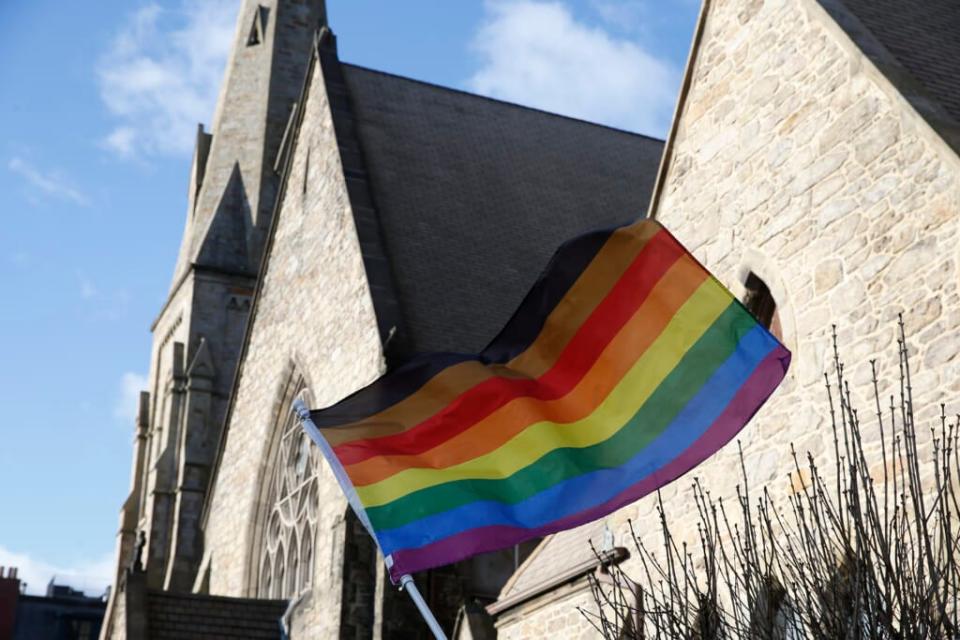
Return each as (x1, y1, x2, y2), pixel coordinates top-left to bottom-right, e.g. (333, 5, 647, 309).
(339, 63, 664, 358)
(146, 591, 285, 639)
(832, 0, 960, 124)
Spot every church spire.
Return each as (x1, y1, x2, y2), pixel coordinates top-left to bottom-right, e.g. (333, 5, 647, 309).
(118, 0, 328, 601)
(169, 0, 328, 288)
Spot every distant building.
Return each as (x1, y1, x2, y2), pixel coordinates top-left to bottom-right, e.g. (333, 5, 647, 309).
(0, 568, 18, 640)
(0, 567, 106, 640)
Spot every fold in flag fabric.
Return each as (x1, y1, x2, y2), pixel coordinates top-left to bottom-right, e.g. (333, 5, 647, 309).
(302, 219, 791, 583)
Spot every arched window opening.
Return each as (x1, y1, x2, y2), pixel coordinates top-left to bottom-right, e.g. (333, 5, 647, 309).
(300, 533, 313, 592)
(247, 5, 266, 46)
(743, 272, 782, 340)
(255, 384, 320, 600)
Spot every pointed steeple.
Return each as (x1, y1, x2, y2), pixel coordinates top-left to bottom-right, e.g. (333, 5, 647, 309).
(169, 0, 328, 289)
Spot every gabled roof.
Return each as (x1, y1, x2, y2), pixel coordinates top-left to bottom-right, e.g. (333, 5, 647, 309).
(487, 520, 628, 617)
(647, 0, 960, 225)
(337, 63, 665, 359)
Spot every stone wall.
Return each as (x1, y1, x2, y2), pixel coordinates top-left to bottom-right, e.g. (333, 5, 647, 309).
(645, 0, 960, 512)
(125, 265, 255, 593)
(635, 0, 959, 612)
(498, 0, 960, 636)
(202, 54, 384, 637)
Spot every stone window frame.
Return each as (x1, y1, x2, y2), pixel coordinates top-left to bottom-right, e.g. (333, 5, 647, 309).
(731, 248, 796, 355)
(743, 271, 783, 339)
(248, 366, 320, 601)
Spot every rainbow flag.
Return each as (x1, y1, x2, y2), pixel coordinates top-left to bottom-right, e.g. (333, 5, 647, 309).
(302, 219, 790, 582)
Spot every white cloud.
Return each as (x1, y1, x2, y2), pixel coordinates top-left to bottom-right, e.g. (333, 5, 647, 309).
(0, 544, 114, 597)
(78, 272, 98, 299)
(7, 251, 30, 268)
(7, 157, 90, 207)
(104, 127, 137, 157)
(590, 0, 650, 29)
(97, 1, 237, 157)
(467, 0, 678, 137)
(114, 372, 148, 424)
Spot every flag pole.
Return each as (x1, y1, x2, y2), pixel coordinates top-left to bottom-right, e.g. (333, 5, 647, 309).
(399, 574, 448, 640)
(292, 400, 448, 640)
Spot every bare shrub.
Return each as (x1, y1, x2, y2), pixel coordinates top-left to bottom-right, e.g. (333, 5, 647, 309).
(581, 317, 960, 639)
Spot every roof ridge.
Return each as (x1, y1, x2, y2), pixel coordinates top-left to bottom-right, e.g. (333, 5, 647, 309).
(339, 61, 666, 143)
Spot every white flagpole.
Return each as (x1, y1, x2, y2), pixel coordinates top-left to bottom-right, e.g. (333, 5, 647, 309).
(292, 400, 448, 640)
(399, 574, 448, 640)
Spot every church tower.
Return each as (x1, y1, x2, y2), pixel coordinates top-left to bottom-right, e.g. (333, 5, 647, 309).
(109, 0, 328, 600)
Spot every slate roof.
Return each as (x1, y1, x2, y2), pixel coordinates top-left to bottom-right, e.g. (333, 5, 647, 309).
(498, 521, 608, 603)
(337, 63, 665, 359)
(832, 0, 960, 124)
(146, 591, 286, 639)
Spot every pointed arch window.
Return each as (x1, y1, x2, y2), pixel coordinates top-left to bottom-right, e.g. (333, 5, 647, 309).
(256, 386, 319, 599)
(247, 5, 267, 46)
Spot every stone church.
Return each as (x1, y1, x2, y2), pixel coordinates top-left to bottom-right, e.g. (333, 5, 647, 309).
(99, 0, 664, 637)
(100, 0, 960, 637)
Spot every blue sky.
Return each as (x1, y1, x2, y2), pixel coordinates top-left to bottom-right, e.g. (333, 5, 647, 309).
(0, 0, 698, 595)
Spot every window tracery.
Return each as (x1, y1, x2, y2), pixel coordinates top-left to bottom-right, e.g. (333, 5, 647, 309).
(257, 389, 319, 599)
